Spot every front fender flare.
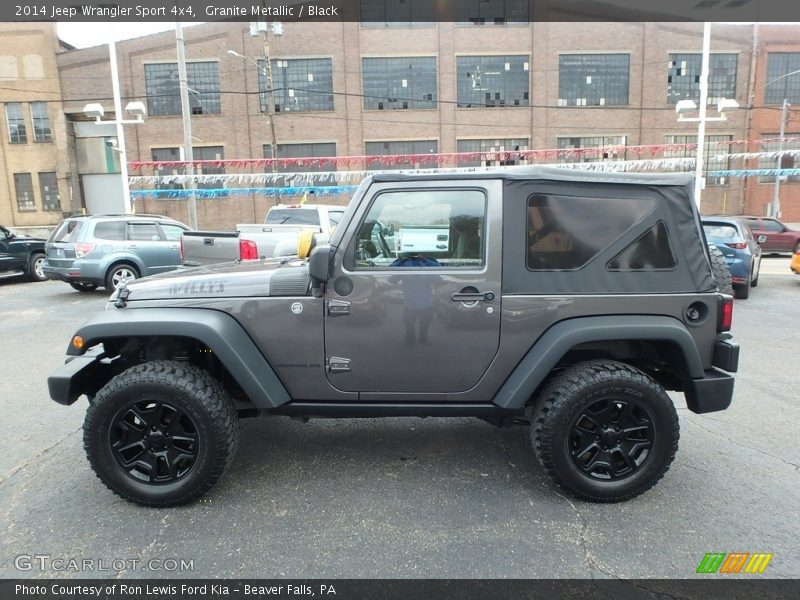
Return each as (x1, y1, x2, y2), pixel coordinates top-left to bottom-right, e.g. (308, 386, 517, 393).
(66, 307, 290, 408)
(493, 315, 705, 410)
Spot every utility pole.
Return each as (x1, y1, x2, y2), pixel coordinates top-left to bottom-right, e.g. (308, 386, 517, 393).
(262, 28, 278, 174)
(694, 22, 711, 209)
(771, 98, 790, 218)
(175, 22, 198, 230)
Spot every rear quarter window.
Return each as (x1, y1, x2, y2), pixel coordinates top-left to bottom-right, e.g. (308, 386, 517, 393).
(703, 224, 739, 239)
(49, 220, 83, 243)
(266, 209, 321, 226)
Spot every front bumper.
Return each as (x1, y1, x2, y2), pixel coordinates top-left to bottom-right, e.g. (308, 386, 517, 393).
(47, 348, 113, 405)
(684, 336, 739, 414)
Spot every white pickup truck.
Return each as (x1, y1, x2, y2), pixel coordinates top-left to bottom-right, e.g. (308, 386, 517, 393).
(181, 204, 345, 266)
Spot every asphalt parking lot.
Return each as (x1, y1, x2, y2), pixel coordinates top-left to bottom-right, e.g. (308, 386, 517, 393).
(0, 259, 798, 579)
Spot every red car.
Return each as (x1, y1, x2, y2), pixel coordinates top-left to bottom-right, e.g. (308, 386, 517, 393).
(739, 217, 800, 254)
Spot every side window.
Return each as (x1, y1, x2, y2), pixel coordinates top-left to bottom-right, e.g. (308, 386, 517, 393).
(352, 189, 486, 269)
(92, 221, 126, 241)
(328, 210, 344, 229)
(160, 224, 187, 241)
(527, 194, 656, 271)
(127, 222, 161, 241)
(607, 221, 677, 271)
(762, 219, 785, 232)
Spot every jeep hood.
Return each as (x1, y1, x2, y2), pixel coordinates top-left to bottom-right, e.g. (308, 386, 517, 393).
(115, 259, 310, 302)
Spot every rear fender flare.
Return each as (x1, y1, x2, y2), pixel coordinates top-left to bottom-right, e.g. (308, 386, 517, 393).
(493, 315, 705, 410)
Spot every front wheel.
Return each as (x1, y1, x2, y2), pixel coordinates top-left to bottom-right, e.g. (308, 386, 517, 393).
(83, 361, 239, 507)
(531, 360, 679, 502)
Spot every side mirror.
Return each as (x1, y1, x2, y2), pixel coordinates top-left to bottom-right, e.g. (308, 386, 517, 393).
(757, 235, 767, 244)
(308, 244, 331, 295)
(382, 223, 395, 237)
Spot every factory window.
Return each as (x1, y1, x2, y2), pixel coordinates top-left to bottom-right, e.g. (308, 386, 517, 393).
(362, 57, 437, 110)
(30, 102, 52, 142)
(764, 53, 800, 104)
(456, 0, 529, 24)
(265, 142, 337, 186)
(558, 54, 630, 107)
(757, 134, 800, 183)
(14, 173, 35, 211)
(258, 58, 334, 113)
(145, 62, 221, 116)
(151, 146, 225, 191)
(556, 136, 628, 163)
(663, 134, 733, 185)
(38, 172, 60, 211)
(456, 55, 529, 108)
(360, 0, 436, 26)
(457, 138, 529, 167)
(6, 103, 26, 143)
(365, 140, 438, 170)
(667, 53, 737, 105)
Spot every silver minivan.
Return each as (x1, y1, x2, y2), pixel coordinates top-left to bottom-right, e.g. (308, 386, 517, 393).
(43, 214, 190, 292)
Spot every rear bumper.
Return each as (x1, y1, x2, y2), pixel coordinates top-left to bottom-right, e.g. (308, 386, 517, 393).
(684, 337, 739, 414)
(43, 263, 104, 286)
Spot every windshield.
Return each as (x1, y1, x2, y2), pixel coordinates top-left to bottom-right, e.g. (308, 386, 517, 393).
(49, 219, 84, 243)
(266, 209, 321, 226)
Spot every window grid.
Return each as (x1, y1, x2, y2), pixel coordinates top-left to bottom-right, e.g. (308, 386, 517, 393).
(266, 142, 337, 186)
(6, 103, 26, 143)
(457, 138, 529, 167)
(362, 57, 437, 110)
(667, 53, 738, 105)
(38, 172, 60, 211)
(757, 133, 800, 183)
(663, 134, 733, 185)
(765, 53, 800, 104)
(456, 0, 529, 25)
(360, 0, 436, 26)
(556, 136, 628, 163)
(365, 140, 438, 170)
(558, 54, 630, 107)
(30, 102, 52, 142)
(14, 173, 35, 211)
(258, 58, 334, 113)
(456, 55, 529, 108)
(145, 62, 221, 117)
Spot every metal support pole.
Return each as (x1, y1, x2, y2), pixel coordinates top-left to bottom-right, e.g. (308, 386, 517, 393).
(176, 22, 198, 230)
(771, 98, 789, 218)
(108, 39, 131, 214)
(694, 22, 711, 210)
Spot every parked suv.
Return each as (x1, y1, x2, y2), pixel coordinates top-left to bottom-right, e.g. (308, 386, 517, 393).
(702, 217, 762, 300)
(739, 216, 800, 254)
(43, 214, 190, 292)
(49, 169, 739, 507)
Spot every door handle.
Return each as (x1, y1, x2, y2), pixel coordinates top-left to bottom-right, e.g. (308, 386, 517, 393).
(327, 300, 351, 316)
(127, 244, 138, 249)
(451, 291, 495, 302)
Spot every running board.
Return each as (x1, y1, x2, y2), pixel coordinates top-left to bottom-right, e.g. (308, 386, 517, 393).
(0, 270, 24, 280)
(270, 402, 524, 419)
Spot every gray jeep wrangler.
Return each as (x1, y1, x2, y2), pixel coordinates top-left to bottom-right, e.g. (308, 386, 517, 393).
(48, 167, 739, 507)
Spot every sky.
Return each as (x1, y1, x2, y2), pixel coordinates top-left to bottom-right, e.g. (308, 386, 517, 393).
(57, 23, 202, 48)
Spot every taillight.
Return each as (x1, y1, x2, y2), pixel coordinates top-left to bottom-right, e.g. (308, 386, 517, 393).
(239, 238, 258, 261)
(717, 295, 733, 332)
(74, 243, 96, 258)
(725, 242, 747, 250)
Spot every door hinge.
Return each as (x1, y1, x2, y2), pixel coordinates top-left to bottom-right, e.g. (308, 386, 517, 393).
(326, 356, 351, 373)
(326, 299, 351, 316)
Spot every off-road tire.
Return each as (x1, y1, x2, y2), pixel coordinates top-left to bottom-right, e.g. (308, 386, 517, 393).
(531, 360, 679, 503)
(83, 360, 239, 507)
(707, 244, 733, 296)
(28, 253, 47, 282)
(70, 282, 98, 292)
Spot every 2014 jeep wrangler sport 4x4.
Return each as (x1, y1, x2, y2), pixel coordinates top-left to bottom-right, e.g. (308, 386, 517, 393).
(48, 167, 739, 507)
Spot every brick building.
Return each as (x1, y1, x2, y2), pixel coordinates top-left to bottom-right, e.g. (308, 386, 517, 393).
(0, 23, 75, 231)
(7, 17, 794, 229)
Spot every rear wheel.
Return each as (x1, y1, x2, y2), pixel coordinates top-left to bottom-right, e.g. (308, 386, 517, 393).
(734, 277, 751, 299)
(105, 264, 139, 290)
(531, 360, 679, 502)
(83, 360, 239, 507)
(707, 244, 733, 296)
(28, 253, 47, 282)
(751, 258, 761, 288)
(70, 282, 98, 292)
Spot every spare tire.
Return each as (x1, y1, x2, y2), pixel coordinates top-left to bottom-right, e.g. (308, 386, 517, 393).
(707, 243, 733, 296)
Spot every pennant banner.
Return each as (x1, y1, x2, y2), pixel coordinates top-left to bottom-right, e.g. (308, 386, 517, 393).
(129, 186, 359, 199)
